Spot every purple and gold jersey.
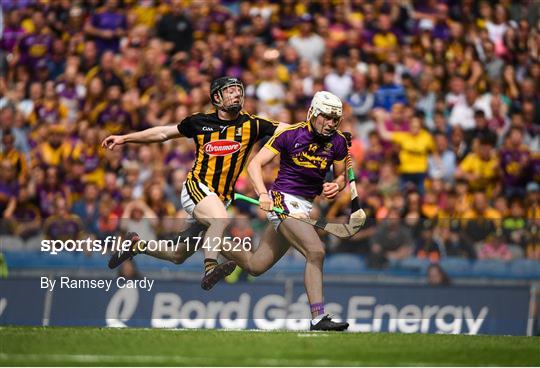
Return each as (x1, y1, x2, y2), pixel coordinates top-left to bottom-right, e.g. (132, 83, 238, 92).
(0, 26, 25, 52)
(44, 214, 84, 241)
(500, 147, 530, 188)
(94, 102, 134, 134)
(529, 152, 540, 184)
(361, 150, 385, 183)
(18, 32, 52, 68)
(265, 122, 348, 199)
(90, 9, 127, 53)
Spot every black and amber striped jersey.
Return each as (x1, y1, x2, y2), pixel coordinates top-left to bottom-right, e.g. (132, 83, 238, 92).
(177, 110, 279, 201)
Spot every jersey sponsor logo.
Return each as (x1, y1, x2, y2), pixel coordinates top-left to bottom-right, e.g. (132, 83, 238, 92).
(292, 151, 328, 170)
(204, 140, 242, 156)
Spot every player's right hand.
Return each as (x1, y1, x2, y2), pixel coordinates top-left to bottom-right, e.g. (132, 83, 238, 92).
(342, 132, 352, 147)
(259, 193, 273, 212)
(102, 135, 125, 150)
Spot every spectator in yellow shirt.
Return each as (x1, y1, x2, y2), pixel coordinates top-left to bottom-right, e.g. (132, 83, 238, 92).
(376, 110, 435, 194)
(456, 137, 499, 196)
(370, 14, 399, 62)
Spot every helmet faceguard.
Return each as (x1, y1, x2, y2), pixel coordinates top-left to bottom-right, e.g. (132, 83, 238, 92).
(210, 76, 245, 115)
(307, 91, 343, 139)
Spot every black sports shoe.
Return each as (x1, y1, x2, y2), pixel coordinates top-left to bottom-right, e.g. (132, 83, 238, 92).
(310, 315, 349, 331)
(108, 232, 142, 269)
(201, 260, 237, 290)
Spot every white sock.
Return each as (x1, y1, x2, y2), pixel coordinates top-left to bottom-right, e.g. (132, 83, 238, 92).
(311, 313, 326, 325)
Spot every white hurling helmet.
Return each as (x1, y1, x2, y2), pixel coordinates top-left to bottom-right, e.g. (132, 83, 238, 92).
(307, 91, 343, 138)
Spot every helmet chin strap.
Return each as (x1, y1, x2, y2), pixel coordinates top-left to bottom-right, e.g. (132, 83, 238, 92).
(224, 104, 242, 115)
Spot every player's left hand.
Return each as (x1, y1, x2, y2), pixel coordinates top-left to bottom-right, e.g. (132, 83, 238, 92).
(259, 193, 273, 211)
(322, 182, 340, 199)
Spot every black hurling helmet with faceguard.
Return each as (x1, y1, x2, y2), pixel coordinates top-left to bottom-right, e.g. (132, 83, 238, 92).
(210, 76, 245, 115)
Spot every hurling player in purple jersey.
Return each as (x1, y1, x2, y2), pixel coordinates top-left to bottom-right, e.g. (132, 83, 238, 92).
(243, 91, 351, 331)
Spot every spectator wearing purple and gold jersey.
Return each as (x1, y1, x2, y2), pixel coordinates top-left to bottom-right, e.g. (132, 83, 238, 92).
(44, 195, 84, 243)
(0, 130, 27, 183)
(36, 166, 71, 219)
(524, 183, 540, 260)
(369, 13, 401, 63)
(83, 0, 127, 55)
(79, 40, 99, 75)
(140, 69, 186, 114)
(92, 85, 134, 135)
(85, 51, 125, 90)
(361, 131, 385, 184)
(499, 127, 530, 197)
(16, 11, 53, 74)
(81, 77, 105, 121)
(31, 125, 71, 169)
(0, 160, 18, 219)
(28, 81, 68, 127)
(55, 66, 86, 124)
(0, 9, 25, 54)
(70, 127, 105, 187)
(64, 157, 86, 203)
(6, 184, 41, 240)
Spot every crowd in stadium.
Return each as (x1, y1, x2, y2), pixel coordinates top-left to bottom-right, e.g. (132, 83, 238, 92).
(0, 0, 539, 271)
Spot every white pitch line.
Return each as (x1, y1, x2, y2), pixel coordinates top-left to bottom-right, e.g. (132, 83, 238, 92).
(0, 353, 364, 366)
(297, 333, 330, 337)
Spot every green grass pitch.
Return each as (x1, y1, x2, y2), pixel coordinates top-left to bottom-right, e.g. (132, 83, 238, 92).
(0, 327, 538, 366)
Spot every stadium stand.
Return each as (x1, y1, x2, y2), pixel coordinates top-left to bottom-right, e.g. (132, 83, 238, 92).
(0, 0, 538, 283)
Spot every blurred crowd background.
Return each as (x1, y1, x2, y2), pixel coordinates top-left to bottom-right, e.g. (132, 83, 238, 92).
(0, 0, 539, 276)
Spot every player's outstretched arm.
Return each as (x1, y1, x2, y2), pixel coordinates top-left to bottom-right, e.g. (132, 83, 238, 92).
(247, 147, 278, 212)
(101, 125, 183, 150)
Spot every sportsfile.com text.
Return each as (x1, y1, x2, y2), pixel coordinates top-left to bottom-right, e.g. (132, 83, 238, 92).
(40, 236, 253, 255)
